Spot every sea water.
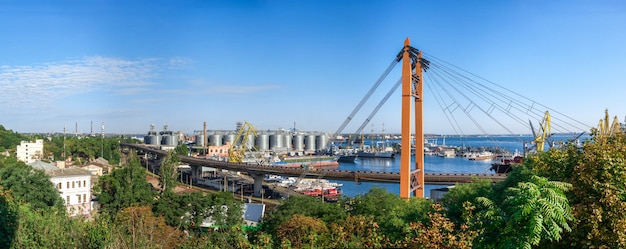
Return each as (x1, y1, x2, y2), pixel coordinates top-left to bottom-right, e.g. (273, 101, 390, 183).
(336, 134, 587, 198)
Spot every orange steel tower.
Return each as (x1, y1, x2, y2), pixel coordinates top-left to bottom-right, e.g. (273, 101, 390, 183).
(400, 38, 425, 199)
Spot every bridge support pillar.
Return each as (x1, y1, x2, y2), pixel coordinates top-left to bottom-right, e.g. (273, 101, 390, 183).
(190, 165, 201, 183)
(250, 173, 265, 197)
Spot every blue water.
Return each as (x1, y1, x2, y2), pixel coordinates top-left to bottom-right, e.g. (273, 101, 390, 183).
(336, 134, 588, 197)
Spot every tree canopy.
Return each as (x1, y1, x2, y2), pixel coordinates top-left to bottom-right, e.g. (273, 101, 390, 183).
(0, 156, 64, 211)
(95, 152, 156, 213)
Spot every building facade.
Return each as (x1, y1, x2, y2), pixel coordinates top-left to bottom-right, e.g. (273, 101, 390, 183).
(16, 139, 44, 164)
(47, 167, 92, 217)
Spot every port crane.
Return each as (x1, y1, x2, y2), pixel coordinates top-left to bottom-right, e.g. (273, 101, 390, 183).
(228, 121, 258, 163)
(529, 111, 552, 152)
(597, 109, 622, 137)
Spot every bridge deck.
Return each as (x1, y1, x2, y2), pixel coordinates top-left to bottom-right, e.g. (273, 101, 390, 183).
(122, 144, 507, 184)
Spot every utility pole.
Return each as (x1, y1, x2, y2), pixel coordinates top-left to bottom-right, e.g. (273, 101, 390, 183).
(203, 122, 207, 158)
(63, 125, 66, 162)
(101, 122, 104, 159)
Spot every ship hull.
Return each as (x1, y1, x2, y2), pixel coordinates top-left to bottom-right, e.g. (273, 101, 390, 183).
(357, 151, 395, 158)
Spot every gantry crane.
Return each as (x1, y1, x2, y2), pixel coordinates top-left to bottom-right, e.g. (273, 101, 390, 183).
(228, 121, 258, 163)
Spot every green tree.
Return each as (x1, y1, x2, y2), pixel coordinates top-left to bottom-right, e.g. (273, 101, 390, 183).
(327, 215, 388, 248)
(0, 157, 64, 211)
(159, 150, 180, 193)
(528, 133, 626, 248)
(472, 175, 573, 249)
(261, 194, 347, 237)
(0, 187, 18, 249)
(344, 187, 433, 241)
(0, 125, 29, 152)
(276, 214, 328, 248)
(111, 206, 185, 249)
(397, 204, 475, 249)
(175, 144, 189, 156)
(442, 178, 493, 225)
(95, 152, 156, 213)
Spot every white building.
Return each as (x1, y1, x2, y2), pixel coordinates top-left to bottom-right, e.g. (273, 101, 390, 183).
(16, 139, 44, 164)
(29, 161, 92, 217)
(49, 167, 92, 217)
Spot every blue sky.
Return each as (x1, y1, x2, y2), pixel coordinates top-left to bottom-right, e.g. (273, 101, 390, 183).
(1, 0, 625, 135)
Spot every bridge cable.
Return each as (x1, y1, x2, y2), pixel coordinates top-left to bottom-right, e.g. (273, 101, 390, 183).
(333, 54, 402, 137)
(423, 52, 592, 132)
(353, 78, 402, 136)
(427, 57, 585, 135)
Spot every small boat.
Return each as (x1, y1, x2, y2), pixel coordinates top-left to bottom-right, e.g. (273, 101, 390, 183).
(490, 155, 523, 173)
(467, 151, 496, 161)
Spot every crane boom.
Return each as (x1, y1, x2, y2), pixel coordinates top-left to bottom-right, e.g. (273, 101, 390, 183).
(228, 121, 258, 163)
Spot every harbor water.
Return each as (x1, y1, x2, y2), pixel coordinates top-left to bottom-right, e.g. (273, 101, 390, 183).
(335, 134, 586, 198)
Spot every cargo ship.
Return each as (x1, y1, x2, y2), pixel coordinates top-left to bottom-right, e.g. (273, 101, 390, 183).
(272, 156, 339, 169)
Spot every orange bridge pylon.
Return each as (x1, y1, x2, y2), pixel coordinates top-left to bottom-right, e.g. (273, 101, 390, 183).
(400, 38, 428, 199)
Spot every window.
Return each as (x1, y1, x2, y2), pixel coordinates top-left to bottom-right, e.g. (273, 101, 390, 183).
(66, 196, 70, 204)
(67, 182, 70, 188)
(78, 195, 81, 203)
(83, 194, 87, 203)
(83, 180, 86, 187)
(78, 181, 81, 188)
(58, 182, 62, 189)
(72, 181, 75, 188)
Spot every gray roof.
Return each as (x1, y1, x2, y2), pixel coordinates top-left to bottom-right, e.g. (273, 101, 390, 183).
(45, 166, 91, 177)
(28, 161, 59, 171)
(243, 203, 265, 222)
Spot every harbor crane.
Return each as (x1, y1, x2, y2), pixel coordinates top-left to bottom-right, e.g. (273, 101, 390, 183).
(529, 111, 552, 152)
(228, 121, 258, 163)
(597, 109, 622, 137)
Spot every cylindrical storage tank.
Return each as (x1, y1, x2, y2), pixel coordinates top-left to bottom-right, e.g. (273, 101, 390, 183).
(151, 135, 161, 145)
(209, 133, 223, 146)
(269, 133, 284, 150)
(170, 135, 179, 146)
(283, 133, 292, 150)
(161, 135, 172, 146)
(256, 133, 269, 151)
(223, 133, 236, 146)
(195, 135, 205, 147)
(316, 134, 328, 151)
(305, 134, 316, 152)
(293, 134, 304, 151)
(144, 135, 151, 145)
(246, 134, 256, 149)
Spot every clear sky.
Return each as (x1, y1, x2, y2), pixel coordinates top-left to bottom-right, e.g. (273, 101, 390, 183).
(1, 0, 625, 135)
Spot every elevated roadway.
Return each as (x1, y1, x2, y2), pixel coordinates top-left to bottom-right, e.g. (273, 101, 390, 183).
(122, 144, 507, 195)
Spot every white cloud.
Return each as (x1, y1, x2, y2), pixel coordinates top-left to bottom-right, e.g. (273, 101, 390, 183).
(0, 56, 162, 108)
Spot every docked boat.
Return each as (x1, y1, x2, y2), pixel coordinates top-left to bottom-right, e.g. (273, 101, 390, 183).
(490, 154, 523, 173)
(293, 179, 342, 202)
(357, 150, 395, 158)
(467, 151, 496, 161)
(272, 156, 339, 169)
(337, 154, 358, 163)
